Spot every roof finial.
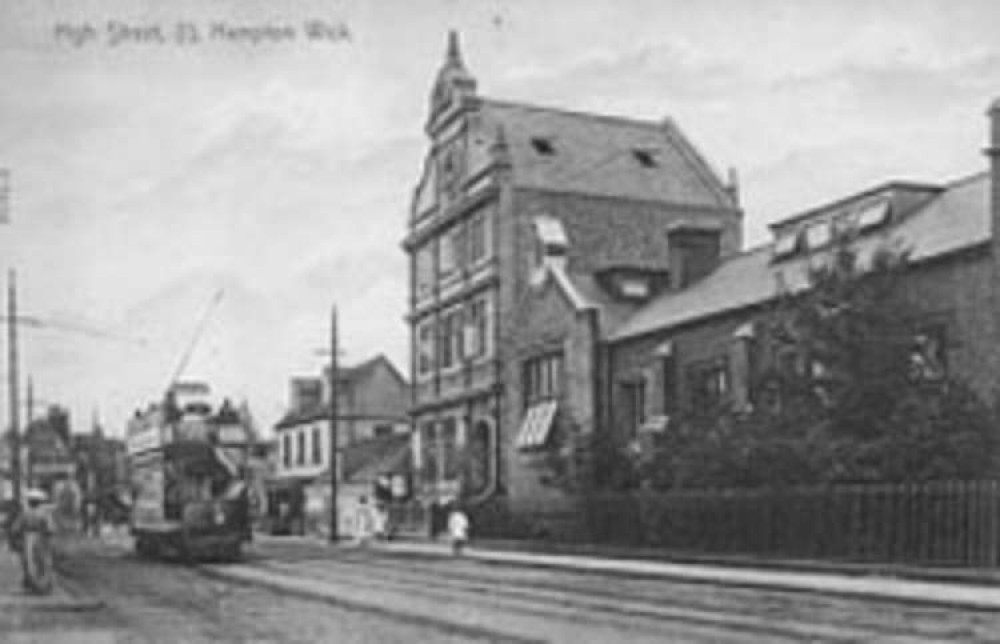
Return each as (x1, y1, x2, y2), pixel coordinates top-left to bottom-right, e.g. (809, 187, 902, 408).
(446, 30, 463, 68)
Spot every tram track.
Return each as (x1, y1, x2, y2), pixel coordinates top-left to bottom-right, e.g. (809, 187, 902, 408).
(252, 548, 998, 642)
(204, 547, 995, 643)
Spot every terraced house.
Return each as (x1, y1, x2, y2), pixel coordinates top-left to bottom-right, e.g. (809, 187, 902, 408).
(403, 33, 741, 511)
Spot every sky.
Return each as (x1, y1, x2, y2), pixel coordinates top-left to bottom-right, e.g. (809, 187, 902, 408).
(0, 0, 999, 438)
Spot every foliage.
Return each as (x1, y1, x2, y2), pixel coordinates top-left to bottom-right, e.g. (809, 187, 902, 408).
(639, 239, 1000, 489)
(540, 422, 641, 493)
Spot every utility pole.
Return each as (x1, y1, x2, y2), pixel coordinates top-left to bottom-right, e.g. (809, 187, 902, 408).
(328, 305, 339, 542)
(8, 269, 20, 507)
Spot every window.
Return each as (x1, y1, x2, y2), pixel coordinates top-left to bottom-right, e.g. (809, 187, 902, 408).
(438, 141, 464, 199)
(439, 307, 464, 369)
(439, 232, 456, 277)
(633, 148, 658, 168)
(415, 245, 434, 299)
(620, 278, 649, 299)
(282, 433, 292, 468)
(465, 297, 490, 359)
(441, 417, 460, 479)
(373, 424, 394, 439)
(420, 421, 438, 484)
(910, 322, 948, 383)
(451, 225, 467, 272)
(857, 201, 891, 231)
(804, 221, 833, 250)
(688, 358, 730, 413)
(523, 352, 564, 407)
(417, 320, 435, 376)
(621, 379, 646, 439)
(531, 137, 554, 155)
(296, 430, 306, 466)
(468, 211, 490, 264)
(661, 356, 677, 414)
(534, 216, 568, 253)
(311, 426, 322, 465)
(773, 231, 800, 259)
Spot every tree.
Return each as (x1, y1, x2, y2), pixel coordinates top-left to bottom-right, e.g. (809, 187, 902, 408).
(757, 239, 998, 483)
(639, 238, 999, 489)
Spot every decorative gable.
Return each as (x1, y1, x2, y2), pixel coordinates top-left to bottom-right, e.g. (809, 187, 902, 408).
(427, 31, 477, 134)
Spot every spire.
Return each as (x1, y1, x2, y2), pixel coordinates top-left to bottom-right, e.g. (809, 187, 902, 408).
(427, 31, 477, 133)
(446, 30, 463, 69)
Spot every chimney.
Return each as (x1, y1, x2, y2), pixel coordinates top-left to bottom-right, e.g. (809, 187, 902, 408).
(290, 377, 322, 414)
(987, 98, 1000, 394)
(726, 167, 740, 207)
(666, 223, 722, 290)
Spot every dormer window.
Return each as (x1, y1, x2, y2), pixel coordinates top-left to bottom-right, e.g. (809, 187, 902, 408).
(773, 231, 800, 259)
(620, 278, 649, 299)
(856, 200, 891, 231)
(531, 137, 555, 156)
(534, 215, 568, 254)
(633, 148, 658, 168)
(531, 215, 568, 285)
(804, 221, 833, 250)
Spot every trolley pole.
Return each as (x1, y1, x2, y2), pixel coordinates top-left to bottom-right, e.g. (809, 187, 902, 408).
(8, 269, 21, 508)
(328, 305, 339, 542)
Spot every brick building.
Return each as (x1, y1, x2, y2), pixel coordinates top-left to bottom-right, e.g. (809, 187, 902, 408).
(605, 100, 1000, 455)
(403, 33, 741, 512)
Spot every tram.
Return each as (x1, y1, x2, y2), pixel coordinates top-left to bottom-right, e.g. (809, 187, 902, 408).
(127, 383, 252, 562)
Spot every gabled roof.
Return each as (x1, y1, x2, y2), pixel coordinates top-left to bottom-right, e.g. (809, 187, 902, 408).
(319, 434, 410, 484)
(323, 354, 408, 388)
(611, 172, 990, 341)
(278, 354, 408, 429)
(536, 263, 647, 338)
(479, 100, 735, 209)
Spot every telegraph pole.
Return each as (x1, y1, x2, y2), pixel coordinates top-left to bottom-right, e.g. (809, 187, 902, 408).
(8, 269, 21, 507)
(328, 304, 339, 542)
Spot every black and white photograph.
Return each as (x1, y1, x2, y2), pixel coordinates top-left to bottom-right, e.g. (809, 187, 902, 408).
(3, 1, 1000, 641)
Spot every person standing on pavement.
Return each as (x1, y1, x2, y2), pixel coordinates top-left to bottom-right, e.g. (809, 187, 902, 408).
(353, 496, 374, 547)
(447, 504, 470, 557)
(8, 489, 55, 593)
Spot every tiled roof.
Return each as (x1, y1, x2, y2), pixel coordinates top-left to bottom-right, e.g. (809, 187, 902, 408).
(611, 172, 990, 341)
(322, 354, 406, 387)
(320, 434, 410, 484)
(480, 100, 734, 209)
(563, 269, 645, 338)
(273, 406, 328, 429)
(278, 354, 408, 428)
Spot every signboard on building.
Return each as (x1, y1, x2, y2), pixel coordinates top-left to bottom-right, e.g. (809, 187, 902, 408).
(216, 423, 248, 445)
(31, 462, 76, 477)
(126, 423, 162, 456)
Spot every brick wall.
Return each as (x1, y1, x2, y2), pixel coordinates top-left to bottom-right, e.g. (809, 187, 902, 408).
(512, 188, 741, 281)
(607, 246, 997, 443)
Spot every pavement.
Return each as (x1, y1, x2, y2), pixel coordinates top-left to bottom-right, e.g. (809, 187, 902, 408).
(252, 532, 1000, 613)
(0, 537, 103, 613)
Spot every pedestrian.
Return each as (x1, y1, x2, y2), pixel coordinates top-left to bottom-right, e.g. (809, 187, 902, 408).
(9, 489, 55, 593)
(372, 502, 389, 541)
(353, 496, 374, 547)
(447, 503, 470, 557)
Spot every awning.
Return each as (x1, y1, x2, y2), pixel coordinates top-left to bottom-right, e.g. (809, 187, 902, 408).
(515, 400, 558, 450)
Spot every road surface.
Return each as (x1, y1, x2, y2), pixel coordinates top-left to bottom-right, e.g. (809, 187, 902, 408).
(7, 536, 998, 643)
